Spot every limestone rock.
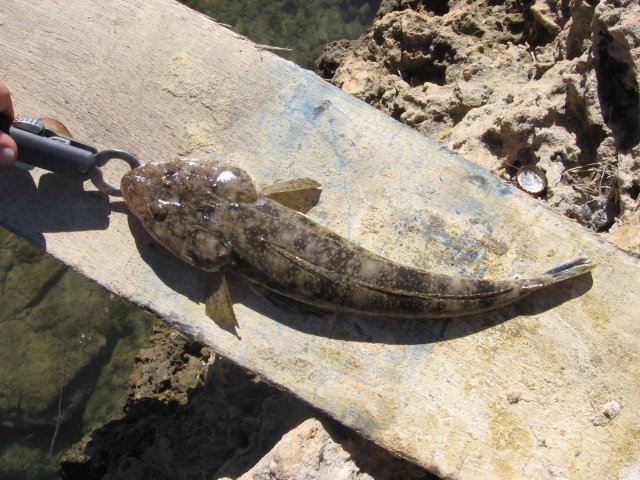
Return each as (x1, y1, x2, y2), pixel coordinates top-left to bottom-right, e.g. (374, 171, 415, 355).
(237, 418, 371, 480)
(317, 0, 640, 234)
(604, 210, 640, 253)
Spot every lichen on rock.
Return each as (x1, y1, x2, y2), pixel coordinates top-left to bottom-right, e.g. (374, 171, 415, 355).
(317, 0, 640, 235)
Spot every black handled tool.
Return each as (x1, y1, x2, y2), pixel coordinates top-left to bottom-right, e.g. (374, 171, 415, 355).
(0, 114, 139, 196)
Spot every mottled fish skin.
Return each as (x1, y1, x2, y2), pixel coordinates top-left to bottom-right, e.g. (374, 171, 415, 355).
(122, 159, 593, 319)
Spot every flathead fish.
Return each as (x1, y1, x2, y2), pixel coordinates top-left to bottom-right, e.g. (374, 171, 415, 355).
(122, 159, 593, 329)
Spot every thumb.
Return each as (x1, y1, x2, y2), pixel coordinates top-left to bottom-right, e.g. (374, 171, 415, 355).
(0, 132, 17, 166)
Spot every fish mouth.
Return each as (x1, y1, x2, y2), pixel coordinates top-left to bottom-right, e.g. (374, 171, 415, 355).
(120, 168, 149, 220)
(120, 169, 137, 207)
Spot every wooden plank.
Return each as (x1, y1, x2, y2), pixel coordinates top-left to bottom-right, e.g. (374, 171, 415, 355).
(1, 2, 638, 478)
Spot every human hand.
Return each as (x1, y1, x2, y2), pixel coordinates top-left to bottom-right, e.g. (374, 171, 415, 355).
(0, 81, 18, 166)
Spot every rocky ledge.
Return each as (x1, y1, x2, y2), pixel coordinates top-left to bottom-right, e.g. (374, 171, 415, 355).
(317, 0, 639, 246)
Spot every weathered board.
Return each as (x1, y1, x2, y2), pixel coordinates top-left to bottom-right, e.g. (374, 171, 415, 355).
(1, 2, 638, 479)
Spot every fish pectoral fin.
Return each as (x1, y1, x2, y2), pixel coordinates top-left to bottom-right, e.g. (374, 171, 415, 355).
(263, 178, 322, 213)
(205, 274, 239, 333)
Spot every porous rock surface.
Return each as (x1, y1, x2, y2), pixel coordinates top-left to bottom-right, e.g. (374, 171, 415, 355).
(317, 0, 640, 236)
(236, 418, 371, 480)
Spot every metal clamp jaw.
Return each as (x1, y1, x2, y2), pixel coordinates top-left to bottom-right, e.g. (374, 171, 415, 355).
(1, 115, 139, 196)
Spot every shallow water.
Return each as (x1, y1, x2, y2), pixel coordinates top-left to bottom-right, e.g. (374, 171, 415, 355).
(0, 227, 155, 480)
(0, 2, 379, 478)
(180, 0, 380, 68)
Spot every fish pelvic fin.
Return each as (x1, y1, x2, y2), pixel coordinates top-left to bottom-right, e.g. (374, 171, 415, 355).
(522, 257, 595, 291)
(205, 274, 240, 335)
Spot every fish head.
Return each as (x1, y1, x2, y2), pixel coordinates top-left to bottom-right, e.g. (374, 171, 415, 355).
(121, 158, 259, 264)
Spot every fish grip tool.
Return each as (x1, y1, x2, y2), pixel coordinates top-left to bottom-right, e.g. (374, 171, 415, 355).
(0, 114, 139, 196)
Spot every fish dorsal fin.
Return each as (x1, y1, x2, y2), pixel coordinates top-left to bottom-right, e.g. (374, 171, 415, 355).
(205, 274, 239, 335)
(263, 178, 322, 213)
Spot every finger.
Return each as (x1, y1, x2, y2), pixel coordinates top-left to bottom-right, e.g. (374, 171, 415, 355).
(0, 132, 17, 166)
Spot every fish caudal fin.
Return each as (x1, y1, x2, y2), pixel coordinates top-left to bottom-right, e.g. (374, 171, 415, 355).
(523, 257, 594, 290)
(541, 257, 594, 281)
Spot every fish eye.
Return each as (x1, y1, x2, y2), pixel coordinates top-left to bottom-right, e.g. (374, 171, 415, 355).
(150, 203, 168, 222)
(214, 168, 258, 203)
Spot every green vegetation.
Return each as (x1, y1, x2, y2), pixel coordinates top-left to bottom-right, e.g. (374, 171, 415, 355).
(0, 227, 154, 479)
(180, 0, 379, 67)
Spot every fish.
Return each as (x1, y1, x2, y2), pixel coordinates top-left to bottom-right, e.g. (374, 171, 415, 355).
(121, 158, 594, 330)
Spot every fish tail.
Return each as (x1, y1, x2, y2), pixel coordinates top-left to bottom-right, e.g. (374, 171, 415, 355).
(541, 257, 595, 281)
(522, 257, 594, 290)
